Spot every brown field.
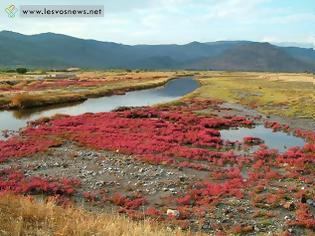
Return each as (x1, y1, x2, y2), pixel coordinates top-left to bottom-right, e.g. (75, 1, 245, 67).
(0, 193, 203, 236)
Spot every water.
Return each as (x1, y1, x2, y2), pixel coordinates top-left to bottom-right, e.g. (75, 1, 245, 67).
(0, 77, 199, 138)
(0, 77, 308, 152)
(220, 125, 306, 152)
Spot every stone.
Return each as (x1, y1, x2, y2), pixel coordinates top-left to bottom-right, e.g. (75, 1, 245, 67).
(180, 176, 187, 182)
(306, 199, 315, 207)
(282, 201, 295, 211)
(167, 209, 180, 218)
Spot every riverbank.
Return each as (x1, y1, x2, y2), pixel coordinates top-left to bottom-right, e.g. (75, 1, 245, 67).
(0, 71, 314, 235)
(0, 77, 199, 138)
(0, 71, 194, 110)
(1, 99, 314, 235)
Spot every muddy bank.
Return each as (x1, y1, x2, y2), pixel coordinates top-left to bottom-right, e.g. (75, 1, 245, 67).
(1, 99, 314, 235)
(216, 102, 315, 131)
(0, 77, 199, 139)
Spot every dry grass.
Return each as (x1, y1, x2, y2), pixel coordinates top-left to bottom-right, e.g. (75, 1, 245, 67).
(1, 71, 195, 109)
(190, 72, 315, 120)
(10, 93, 87, 109)
(0, 193, 202, 236)
(256, 72, 315, 83)
(10, 94, 41, 108)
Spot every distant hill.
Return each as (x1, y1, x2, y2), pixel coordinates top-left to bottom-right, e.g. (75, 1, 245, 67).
(188, 42, 315, 72)
(1, 31, 315, 72)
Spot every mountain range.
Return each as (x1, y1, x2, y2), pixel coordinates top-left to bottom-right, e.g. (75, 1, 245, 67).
(1, 31, 315, 72)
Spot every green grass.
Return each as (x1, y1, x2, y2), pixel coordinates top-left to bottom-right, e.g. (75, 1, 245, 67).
(187, 74, 315, 120)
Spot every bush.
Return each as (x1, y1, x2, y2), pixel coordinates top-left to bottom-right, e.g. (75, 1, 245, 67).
(10, 93, 37, 108)
(5, 69, 16, 73)
(16, 68, 28, 74)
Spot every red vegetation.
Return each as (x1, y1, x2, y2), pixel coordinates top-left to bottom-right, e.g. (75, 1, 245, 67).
(110, 193, 147, 210)
(0, 137, 59, 163)
(2, 79, 109, 93)
(264, 121, 289, 132)
(4, 100, 255, 172)
(0, 99, 314, 232)
(289, 203, 315, 229)
(144, 207, 162, 217)
(231, 224, 254, 234)
(0, 169, 80, 196)
(243, 136, 264, 145)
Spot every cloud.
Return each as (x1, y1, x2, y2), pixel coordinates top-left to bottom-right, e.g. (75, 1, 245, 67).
(267, 13, 315, 24)
(201, 0, 269, 20)
(0, 0, 314, 45)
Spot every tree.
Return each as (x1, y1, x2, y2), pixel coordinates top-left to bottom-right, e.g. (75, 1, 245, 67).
(16, 68, 28, 74)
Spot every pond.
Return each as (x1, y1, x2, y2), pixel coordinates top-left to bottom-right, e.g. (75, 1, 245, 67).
(0, 77, 199, 138)
(220, 125, 306, 152)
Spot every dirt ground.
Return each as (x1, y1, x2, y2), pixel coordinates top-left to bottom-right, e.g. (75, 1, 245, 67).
(1, 100, 314, 235)
(0, 71, 314, 235)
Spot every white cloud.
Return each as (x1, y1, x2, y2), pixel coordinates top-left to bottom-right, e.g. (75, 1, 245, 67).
(267, 13, 315, 24)
(0, 0, 314, 45)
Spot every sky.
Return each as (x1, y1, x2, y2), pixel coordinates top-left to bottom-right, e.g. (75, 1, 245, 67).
(0, 0, 315, 46)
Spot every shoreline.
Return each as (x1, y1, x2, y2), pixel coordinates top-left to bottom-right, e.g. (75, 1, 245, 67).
(0, 74, 194, 111)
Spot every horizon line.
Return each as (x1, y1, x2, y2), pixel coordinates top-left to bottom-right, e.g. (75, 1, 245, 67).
(0, 30, 314, 49)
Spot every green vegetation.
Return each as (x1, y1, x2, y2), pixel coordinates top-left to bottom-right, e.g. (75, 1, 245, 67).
(188, 72, 315, 120)
(16, 68, 28, 74)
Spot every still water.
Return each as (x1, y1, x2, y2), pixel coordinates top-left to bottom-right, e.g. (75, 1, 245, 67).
(220, 125, 305, 152)
(0, 77, 308, 152)
(0, 77, 199, 137)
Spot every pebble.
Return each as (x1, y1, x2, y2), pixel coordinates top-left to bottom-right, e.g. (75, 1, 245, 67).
(166, 209, 180, 218)
(282, 201, 295, 211)
(306, 199, 315, 207)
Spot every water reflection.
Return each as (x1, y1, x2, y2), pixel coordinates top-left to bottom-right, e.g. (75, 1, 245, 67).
(0, 77, 198, 138)
(220, 125, 305, 152)
(12, 102, 83, 119)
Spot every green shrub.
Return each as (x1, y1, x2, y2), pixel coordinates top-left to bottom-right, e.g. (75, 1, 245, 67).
(16, 68, 28, 74)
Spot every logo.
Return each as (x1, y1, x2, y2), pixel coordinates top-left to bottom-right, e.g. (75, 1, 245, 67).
(5, 4, 18, 18)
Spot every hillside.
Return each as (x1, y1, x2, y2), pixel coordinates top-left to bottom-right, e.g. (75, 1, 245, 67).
(1, 31, 315, 72)
(189, 42, 315, 72)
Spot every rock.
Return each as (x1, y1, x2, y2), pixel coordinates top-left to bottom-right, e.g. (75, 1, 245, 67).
(306, 199, 315, 207)
(254, 225, 260, 232)
(202, 224, 210, 229)
(179, 176, 186, 182)
(242, 225, 254, 233)
(283, 201, 295, 211)
(62, 163, 68, 168)
(284, 215, 291, 220)
(288, 228, 294, 233)
(95, 181, 105, 187)
(167, 209, 180, 218)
